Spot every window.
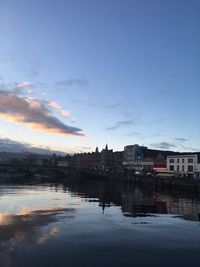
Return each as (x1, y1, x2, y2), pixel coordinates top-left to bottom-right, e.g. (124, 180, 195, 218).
(169, 159, 174, 163)
(170, 165, 174, 171)
(177, 165, 180, 172)
(188, 165, 193, 172)
(182, 166, 184, 171)
(188, 158, 193, 163)
(182, 158, 184, 163)
(177, 159, 179, 163)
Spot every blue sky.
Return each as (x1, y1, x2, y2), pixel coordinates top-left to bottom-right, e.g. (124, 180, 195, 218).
(0, 0, 199, 153)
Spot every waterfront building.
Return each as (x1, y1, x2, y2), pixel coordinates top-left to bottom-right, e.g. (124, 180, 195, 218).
(70, 150, 101, 170)
(123, 144, 148, 166)
(113, 151, 124, 172)
(70, 145, 117, 172)
(57, 160, 69, 167)
(166, 154, 200, 178)
(123, 144, 177, 171)
(133, 158, 154, 172)
(100, 145, 114, 171)
(154, 153, 167, 168)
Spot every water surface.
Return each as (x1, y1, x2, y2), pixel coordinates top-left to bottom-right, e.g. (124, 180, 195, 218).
(0, 179, 200, 267)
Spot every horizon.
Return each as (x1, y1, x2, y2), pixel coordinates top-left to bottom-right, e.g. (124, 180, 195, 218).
(1, 139, 200, 156)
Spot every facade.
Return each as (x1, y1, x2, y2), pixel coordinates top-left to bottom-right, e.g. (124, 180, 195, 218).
(100, 145, 114, 171)
(57, 160, 69, 167)
(70, 145, 122, 172)
(154, 153, 167, 169)
(133, 159, 154, 172)
(123, 145, 148, 166)
(69, 144, 200, 178)
(123, 144, 176, 172)
(113, 151, 124, 172)
(70, 149, 101, 170)
(167, 154, 200, 178)
(123, 145, 137, 165)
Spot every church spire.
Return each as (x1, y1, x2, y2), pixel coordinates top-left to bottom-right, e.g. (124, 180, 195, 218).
(95, 147, 99, 153)
(105, 144, 108, 150)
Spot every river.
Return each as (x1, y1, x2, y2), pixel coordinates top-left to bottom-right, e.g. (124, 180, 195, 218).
(0, 177, 200, 267)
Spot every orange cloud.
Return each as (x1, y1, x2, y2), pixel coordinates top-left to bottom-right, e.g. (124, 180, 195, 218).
(0, 89, 84, 136)
(47, 100, 71, 119)
(47, 100, 62, 110)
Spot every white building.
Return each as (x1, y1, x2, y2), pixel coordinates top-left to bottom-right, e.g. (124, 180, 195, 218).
(167, 154, 200, 178)
(123, 144, 147, 166)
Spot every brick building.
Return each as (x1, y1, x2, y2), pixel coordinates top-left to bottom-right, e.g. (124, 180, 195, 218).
(70, 145, 123, 172)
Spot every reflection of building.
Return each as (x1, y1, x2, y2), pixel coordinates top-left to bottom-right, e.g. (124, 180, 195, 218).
(121, 186, 200, 221)
(121, 189, 167, 217)
(167, 154, 200, 178)
(61, 177, 200, 221)
(154, 194, 200, 221)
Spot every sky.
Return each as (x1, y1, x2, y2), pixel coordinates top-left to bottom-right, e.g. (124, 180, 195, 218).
(0, 0, 200, 154)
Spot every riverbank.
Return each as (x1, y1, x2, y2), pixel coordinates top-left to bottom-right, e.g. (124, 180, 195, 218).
(74, 169, 200, 193)
(117, 173, 200, 193)
(1, 167, 200, 194)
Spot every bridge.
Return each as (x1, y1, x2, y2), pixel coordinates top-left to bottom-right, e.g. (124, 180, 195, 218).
(0, 164, 69, 180)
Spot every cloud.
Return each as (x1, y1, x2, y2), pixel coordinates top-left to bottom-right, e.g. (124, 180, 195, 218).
(37, 226, 60, 244)
(177, 145, 200, 152)
(17, 81, 32, 88)
(0, 206, 75, 246)
(187, 147, 200, 152)
(70, 146, 93, 153)
(56, 79, 89, 88)
(105, 120, 136, 131)
(12, 81, 33, 96)
(125, 131, 141, 136)
(151, 142, 177, 150)
(60, 109, 70, 118)
(0, 137, 65, 154)
(47, 100, 71, 119)
(173, 138, 187, 142)
(47, 100, 62, 110)
(0, 88, 84, 136)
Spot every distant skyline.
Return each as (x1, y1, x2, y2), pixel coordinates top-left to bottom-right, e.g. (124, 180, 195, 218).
(0, 0, 200, 153)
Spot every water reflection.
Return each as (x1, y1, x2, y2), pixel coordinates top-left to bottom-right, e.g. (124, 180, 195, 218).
(60, 178, 200, 221)
(0, 179, 200, 267)
(1, 179, 200, 222)
(0, 207, 75, 243)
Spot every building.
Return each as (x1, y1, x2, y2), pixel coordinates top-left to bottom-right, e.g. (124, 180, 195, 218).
(113, 151, 124, 172)
(70, 145, 118, 172)
(123, 145, 148, 167)
(167, 154, 200, 178)
(133, 158, 154, 172)
(154, 153, 167, 169)
(100, 145, 114, 171)
(70, 149, 101, 170)
(57, 160, 69, 168)
(123, 144, 177, 172)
